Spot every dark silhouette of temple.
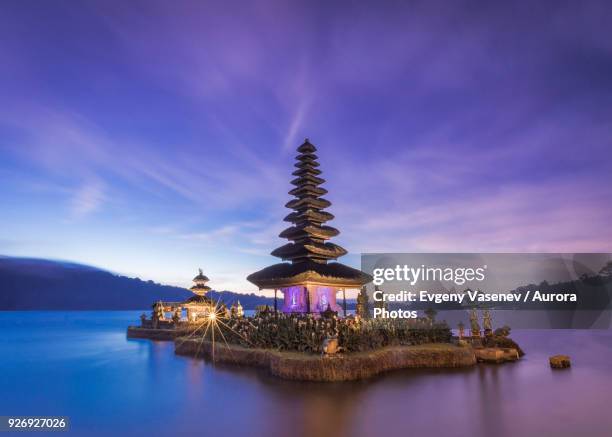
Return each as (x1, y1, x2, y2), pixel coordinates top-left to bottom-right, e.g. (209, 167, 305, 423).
(247, 139, 372, 314)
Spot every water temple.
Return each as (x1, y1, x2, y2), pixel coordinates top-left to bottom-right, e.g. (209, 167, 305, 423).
(127, 138, 523, 381)
(246, 139, 372, 315)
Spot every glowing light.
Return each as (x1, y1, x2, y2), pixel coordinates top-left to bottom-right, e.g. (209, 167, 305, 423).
(173, 295, 253, 365)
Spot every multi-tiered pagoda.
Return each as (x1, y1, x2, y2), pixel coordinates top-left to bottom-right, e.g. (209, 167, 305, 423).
(247, 139, 372, 314)
(183, 268, 226, 321)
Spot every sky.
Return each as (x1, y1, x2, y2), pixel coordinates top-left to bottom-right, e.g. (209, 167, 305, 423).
(1, 0, 611, 294)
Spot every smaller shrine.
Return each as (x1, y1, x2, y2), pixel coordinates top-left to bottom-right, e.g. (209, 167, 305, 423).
(230, 300, 244, 318)
(137, 268, 225, 330)
(183, 269, 216, 322)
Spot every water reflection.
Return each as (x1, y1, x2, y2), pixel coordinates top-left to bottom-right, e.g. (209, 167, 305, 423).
(1, 312, 612, 437)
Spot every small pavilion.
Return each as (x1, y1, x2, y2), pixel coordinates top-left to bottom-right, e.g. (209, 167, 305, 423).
(247, 139, 372, 315)
(182, 269, 217, 322)
(147, 269, 220, 326)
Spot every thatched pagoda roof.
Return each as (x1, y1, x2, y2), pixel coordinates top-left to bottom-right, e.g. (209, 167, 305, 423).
(284, 210, 334, 224)
(278, 224, 339, 240)
(297, 141, 316, 153)
(297, 154, 318, 162)
(183, 294, 213, 305)
(285, 197, 331, 210)
(288, 185, 327, 197)
(271, 241, 347, 260)
(247, 138, 372, 289)
(190, 284, 211, 293)
(247, 261, 371, 289)
(190, 268, 211, 295)
(193, 269, 209, 282)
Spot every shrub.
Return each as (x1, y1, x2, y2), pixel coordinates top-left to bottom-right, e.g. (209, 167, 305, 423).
(203, 312, 451, 354)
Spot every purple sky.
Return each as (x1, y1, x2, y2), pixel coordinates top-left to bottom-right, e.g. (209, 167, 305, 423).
(1, 0, 611, 294)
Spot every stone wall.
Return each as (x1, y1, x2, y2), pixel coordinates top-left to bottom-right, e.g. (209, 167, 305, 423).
(174, 338, 476, 382)
(127, 326, 183, 341)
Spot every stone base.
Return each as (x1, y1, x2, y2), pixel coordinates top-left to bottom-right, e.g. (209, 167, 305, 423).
(474, 347, 520, 364)
(127, 326, 184, 341)
(174, 339, 477, 382)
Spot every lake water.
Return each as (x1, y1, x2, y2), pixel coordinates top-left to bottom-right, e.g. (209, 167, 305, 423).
(1, 311, 612, 437)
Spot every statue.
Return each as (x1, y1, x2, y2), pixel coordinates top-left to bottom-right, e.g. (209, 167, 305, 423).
(152, 301, 165, 320)
(356, 286, 370, 318)
(424, 308, 437, 324)
(469, 308, 481, 338)
(152, 301, 165, 328)
(482, 309, 493, 336)
(322, 336, 339, 356)
(321, 304, 337, 319)
(458, 321, 465, 339)
(218, 302, 230, 318)
(373, 286, 387, 312)
(172, 308, 181, 325)
(320, 292, 328, 310)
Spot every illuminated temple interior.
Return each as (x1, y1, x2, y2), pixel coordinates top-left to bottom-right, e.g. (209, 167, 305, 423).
(282, 285, 339, 313)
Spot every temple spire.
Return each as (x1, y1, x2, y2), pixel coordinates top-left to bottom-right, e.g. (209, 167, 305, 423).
(190, 268, 211, 296)
(271, 139, 348, 264)
(247, 138, 372, 303)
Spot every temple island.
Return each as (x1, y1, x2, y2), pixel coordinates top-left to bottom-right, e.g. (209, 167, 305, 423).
(127, 139, 524, 381)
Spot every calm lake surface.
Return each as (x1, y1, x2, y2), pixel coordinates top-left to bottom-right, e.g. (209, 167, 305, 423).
(2, 311, 612, 437)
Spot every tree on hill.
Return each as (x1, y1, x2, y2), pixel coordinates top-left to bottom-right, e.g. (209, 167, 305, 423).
(599, 261, 612, 278)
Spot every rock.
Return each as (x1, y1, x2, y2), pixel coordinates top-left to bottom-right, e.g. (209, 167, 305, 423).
(322, 337, 339, 355)
(474, 347, 519, 364)
(484, 335, 525, 357)
(505, 348, 519, 361)
(457, 339, 469, 347)
(549, 355, 571, 369)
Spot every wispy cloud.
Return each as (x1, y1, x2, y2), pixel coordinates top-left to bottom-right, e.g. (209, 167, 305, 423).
(179, 225, 239, 244)
(1, 0, 611, 291)
(70, 181, 106, 219)
(283, 98, 309, 152)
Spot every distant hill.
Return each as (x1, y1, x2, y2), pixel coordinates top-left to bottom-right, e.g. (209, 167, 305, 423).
(0, 256, 274, 310)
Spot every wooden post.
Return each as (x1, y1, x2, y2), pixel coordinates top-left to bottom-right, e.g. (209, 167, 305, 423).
(342, 288, 347, 318)
(274, 289, 278, 313)
(305, 286, 310, 313)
